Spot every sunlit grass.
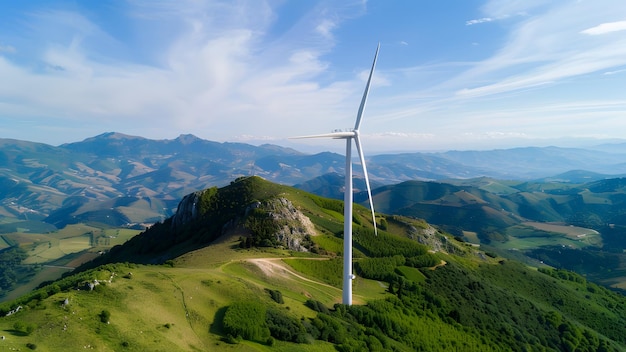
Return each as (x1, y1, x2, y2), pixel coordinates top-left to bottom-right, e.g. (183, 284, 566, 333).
(283, 258, 342, 287)
(395, 265, 426, 283)
(310, 234, 342, 254)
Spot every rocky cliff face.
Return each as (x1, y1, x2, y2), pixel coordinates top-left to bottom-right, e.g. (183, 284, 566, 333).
(170, 189, 316, 251)
(170, 190, 204, 231)
(399, 220, 462, 254)
(258, 197, 316, 251)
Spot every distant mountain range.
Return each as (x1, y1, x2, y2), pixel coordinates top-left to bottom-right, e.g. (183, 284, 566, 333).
(2, 132, 626, 228)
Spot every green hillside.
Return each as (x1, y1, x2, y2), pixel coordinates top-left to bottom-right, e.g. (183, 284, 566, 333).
(367, 178, 626, 291)
(1, 177, 625, 351)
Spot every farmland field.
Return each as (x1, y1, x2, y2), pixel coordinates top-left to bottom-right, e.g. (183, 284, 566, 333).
(523, 221, 600, 239)
(492, 222, 603, 251)
(462, 231, 480, 244)
(497, 235, 586, 251)
(0, 235, 11, 249)
(95, 228, 139, 247)
(58, 234, 92, 254)
(1, 222, 141, 303)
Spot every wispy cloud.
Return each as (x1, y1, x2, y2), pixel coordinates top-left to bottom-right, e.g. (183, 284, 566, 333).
(3, 0, 626, 151)
(0, 45, 16, 53)
(446, 1, 626, 99)
(315, 19, 337, 39)
(0, 0, 374, 143)
(354, 1, 626, 151)
(466, 17, 493, 26)
(581, 21, 626, 35)
(604, 68, 626, 75)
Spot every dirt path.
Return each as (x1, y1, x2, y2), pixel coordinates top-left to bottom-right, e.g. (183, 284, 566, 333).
(245, 257, 340, 291)
(429, 260, 447, 270)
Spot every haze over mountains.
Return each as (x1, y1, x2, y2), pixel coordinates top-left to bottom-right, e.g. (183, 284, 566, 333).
(3, 132, 626, 229)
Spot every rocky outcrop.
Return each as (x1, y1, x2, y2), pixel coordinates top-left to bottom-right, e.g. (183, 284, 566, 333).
(170, 188, 315, 251)
(400, 221, 458, 254)
(239, 197, 316, 252)
(170, 190, 203, 231)
(264, 197, 316, 251)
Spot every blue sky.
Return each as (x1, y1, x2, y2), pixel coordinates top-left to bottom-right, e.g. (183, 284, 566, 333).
(1, 0, 626, 152)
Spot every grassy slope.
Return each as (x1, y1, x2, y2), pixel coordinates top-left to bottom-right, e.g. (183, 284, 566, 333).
(3, 234, 624, 351)
(0, 235, 347, 351)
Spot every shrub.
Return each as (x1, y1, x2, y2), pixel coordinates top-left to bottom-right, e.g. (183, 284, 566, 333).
(99, 310, 111, 323)
(379, 217, 388, 230)
(223, 334, 241, 344)
(266, 308, 307, 343)
(355, 256, 405, 281)
(222, 301, 269, 342)
(305, 299, 330, 314)
(310, 313, 347, 344)
(13, 321, 35, 336)
(354, 227, 427, 257)
(265, 289, 284, 304)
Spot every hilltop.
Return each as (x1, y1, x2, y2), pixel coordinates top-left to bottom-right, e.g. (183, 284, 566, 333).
(1, 177, 625, 351)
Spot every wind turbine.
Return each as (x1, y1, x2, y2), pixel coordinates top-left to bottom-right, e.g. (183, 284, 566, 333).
(292, 44, 379, 305)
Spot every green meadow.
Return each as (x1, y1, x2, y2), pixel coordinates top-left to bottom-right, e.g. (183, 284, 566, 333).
(0, 236, 355, 351)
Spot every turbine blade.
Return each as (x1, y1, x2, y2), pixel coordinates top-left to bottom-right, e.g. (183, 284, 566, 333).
(354, 135, 377, 236)
(354, 43, 380, 131)
(289, 131, 355, 139)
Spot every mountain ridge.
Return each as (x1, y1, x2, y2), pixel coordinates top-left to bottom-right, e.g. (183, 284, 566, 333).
(3, 132, 626, 230)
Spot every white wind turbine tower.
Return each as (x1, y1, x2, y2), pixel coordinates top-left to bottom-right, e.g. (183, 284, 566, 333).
(293, 44, 379, 305)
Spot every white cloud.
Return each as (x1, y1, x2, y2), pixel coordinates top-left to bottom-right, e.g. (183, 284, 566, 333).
(0, 1, 379, 144)
(368, 131, 435, 139)
(466, 17, 493, 26)
(480, 0, 545, 19)
(604, 68, 626, 75)
(581, 21, 626, 35)
(443, 1, 626, 99)
(463, 131, 529, 139)
(316, 19, 337, 39)
(4, 0, 626, 152)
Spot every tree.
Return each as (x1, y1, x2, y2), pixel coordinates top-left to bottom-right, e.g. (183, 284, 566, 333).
(99, 310, 111, 323)
(13, 321, 35, 335)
